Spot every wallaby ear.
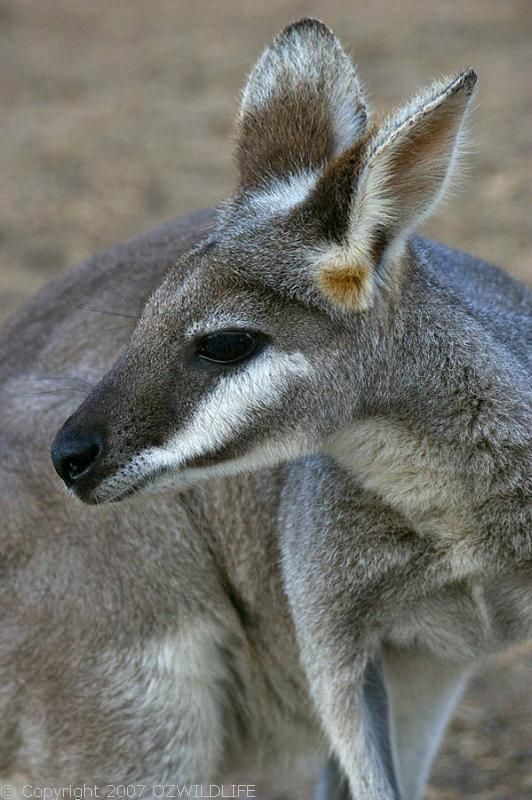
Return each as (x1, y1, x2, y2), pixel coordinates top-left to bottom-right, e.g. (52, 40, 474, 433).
(236, 18, 368, 188)
(306, 69, 477, 311)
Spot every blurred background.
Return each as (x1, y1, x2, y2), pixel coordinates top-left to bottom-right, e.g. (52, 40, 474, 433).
(1, 0, 531, 797)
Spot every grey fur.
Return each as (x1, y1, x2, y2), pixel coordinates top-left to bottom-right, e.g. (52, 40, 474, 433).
(314, 757, 350, 800)
(1, 17, 531, 800)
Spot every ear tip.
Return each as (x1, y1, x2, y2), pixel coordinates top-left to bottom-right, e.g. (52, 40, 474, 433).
(457, 68, 478, 95)
(279, 17, 336, 41)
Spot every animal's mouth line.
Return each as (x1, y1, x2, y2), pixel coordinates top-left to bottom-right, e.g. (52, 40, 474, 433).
(85, 447, 230, 504)
(89, 464, 176, 504)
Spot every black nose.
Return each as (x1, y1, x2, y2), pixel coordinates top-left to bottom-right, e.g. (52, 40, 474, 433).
(51, 429, 103, 488)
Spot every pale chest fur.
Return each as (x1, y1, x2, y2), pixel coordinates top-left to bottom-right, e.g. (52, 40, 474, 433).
(325, 417, 476, 542)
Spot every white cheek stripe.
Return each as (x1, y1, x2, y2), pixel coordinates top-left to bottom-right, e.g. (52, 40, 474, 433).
(143, 350, 312, 471)
(133, 431, 312, 497)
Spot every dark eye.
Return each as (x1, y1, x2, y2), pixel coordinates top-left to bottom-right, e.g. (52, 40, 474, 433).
(196, 330, 261, 364)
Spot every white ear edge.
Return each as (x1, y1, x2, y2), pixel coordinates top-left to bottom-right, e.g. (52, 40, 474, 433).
(370, 69, 477, 162)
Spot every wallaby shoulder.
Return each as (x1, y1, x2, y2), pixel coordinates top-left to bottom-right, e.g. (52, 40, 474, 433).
(411, 235, 531, 367)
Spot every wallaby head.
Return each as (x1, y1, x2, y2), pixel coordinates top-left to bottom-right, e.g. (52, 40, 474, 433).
(51, 18, 477, 504)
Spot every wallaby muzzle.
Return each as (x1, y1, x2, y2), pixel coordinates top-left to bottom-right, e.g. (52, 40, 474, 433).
(50, 352, 176, 502)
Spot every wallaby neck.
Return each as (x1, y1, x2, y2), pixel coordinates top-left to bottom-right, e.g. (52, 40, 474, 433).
(325, 252, 530, 551)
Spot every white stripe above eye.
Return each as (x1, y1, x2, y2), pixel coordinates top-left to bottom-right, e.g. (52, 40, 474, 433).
(143, 349, 313, 471)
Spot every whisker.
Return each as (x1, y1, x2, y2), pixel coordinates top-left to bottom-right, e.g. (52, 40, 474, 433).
(88, 324, 135, 339)
(14, 389, 90, 397)
(101, 287, 143, 308)
(38, 375, 96, 389)
(67, 302, 138, 321)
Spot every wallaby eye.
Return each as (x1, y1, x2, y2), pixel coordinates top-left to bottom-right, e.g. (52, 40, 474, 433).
(196, 330, 260, 364)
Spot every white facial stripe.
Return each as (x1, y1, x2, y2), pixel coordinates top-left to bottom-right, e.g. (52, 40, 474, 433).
(180, 431, 310, 480)
(94, 431, 311, 503)
(91, 350, 313, 502)
(146, 432, 311, 494)
(142, 349, 311, 473)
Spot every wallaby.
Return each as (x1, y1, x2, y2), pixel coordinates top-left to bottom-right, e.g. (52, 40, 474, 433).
(1, 17, 531, 800)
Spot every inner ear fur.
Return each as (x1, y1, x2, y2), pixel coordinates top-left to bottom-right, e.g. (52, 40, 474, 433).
(305, 69, 477, 311)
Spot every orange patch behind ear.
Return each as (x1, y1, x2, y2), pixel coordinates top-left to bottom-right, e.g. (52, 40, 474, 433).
(317, 262, 373, 311)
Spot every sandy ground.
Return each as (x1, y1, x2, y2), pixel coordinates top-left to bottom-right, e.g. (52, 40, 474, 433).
(1, 1, 531, 797)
